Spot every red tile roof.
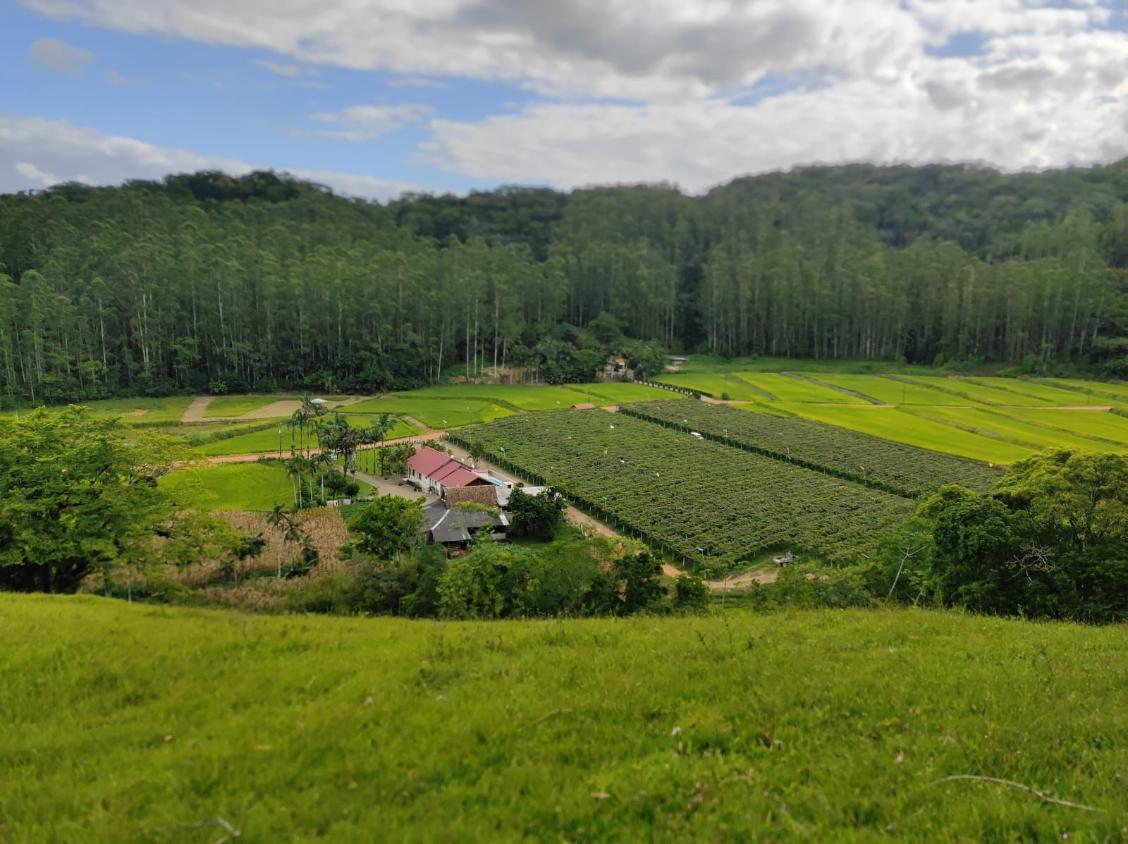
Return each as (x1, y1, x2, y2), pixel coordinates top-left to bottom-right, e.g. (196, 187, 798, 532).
(439, 467, 490, 488)
(408, 445, 491, 489)
(408, 446, 454, 476)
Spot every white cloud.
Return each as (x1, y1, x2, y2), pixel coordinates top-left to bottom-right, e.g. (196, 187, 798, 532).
(0, 114, 419, 200)
(311, 103, 433, 141)
(27, 37, 95, 73)
(14, 1, 1128, 186)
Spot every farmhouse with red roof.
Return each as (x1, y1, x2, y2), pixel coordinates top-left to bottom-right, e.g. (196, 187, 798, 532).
(407, 446, 493, 497)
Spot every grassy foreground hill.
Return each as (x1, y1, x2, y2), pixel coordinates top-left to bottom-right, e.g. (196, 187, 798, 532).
(3, 596, 1127, 841)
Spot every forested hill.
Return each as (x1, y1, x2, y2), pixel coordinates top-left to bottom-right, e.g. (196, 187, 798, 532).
(1, 161, 1127, 403)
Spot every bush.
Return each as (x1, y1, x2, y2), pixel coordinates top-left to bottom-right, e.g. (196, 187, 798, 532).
(672, 574, 709, 611)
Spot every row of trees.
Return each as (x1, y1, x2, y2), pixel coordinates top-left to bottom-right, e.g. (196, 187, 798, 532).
(1, 163, 1126, 403)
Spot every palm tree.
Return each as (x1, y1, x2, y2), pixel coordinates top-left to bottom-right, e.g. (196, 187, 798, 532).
(285, 456, 306, 509)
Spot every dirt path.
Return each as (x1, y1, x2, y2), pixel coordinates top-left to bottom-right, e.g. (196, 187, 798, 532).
(662, 561, 779, 591)
(401, 415, 432, 432)
(180, 396, 214, 423)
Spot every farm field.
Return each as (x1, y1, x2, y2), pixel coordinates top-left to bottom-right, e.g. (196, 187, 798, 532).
(901, 406, 1128, 454)
(1032, 377, 1128, 404)
(806, 374, 970, 405)
(395, 384, 605, 411)
(0, 395, 196, 424)
(5, 595, 1127, 842)
(157, 462, 373, 511)
(344, 395, 512, 428)
(187, 417, 419, 456)
(781, 404, 1032, 465)
(454, 411, 912, 568)
(891, 375, 1067, 406)
(625, 401, 1001, 495)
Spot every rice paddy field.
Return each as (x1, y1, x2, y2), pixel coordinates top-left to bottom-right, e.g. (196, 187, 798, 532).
(4, 595, 1127, 842)
(653, 370, 1128, 465)
(186, 417, 420, 456)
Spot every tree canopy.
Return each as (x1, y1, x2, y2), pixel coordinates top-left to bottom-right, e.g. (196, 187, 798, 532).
(1, 161, 1126, 404)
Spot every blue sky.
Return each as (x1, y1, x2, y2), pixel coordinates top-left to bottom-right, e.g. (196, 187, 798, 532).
(1, 1, 1125, 200)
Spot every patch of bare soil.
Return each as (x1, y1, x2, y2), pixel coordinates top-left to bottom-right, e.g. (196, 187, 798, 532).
(180, 396, 214, 423)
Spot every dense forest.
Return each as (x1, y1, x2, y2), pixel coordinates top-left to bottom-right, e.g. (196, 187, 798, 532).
(1, 160, 1127, 403)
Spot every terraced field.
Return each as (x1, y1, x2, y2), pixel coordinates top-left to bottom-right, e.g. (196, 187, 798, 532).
(452, 411, 913, 569)
(624, 401, 1002, 496)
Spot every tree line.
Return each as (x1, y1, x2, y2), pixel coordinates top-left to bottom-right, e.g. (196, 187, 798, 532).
(1, 161, 1126, 404)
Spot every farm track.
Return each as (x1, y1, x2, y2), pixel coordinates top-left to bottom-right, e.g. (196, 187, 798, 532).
(180, 396, 213, 423)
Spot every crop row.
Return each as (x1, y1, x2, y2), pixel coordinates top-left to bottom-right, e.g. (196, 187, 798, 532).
(622, 401, 1002, 497)
(451, 411, 913, 572)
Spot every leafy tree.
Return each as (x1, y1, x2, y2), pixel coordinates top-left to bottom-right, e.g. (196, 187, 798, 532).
(672, 573, 709, 610)
(612, 551, 665, 614)
(885, 452, 1128, 621)
(348, 496, 424, 560)
(0, 408, 177, 593)
(506, 488, 565, 540)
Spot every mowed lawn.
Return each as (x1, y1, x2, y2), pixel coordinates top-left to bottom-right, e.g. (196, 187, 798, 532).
(3, 596, 1127, 841)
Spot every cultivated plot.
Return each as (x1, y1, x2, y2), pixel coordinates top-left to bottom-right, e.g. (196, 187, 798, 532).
(626, 401, 1001, 495)
(783, 404, 1031, 465)
(455, 411, 912, 568)
(902, 406, 1128, 454)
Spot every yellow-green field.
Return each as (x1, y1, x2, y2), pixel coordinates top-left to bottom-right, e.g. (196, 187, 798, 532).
(654, 370, 1128, 465)
(3, 596, 1127, 841)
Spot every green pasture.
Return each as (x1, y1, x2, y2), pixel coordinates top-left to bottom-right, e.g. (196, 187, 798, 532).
(781, 404, 1031, 465)
(4, 596, 1127, 841)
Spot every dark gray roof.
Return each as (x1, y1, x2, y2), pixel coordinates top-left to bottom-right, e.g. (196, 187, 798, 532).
(426, 503, 508, 545)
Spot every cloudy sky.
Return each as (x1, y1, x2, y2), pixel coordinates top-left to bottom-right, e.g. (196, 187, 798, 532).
(2, 0, 1126, 200)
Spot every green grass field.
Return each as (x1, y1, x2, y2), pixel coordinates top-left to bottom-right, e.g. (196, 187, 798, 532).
(3, 596, 1126, 841)
(159, 462, 300, 510)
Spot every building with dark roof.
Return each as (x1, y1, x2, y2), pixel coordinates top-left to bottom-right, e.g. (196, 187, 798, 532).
(421, 499, 508, 551)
